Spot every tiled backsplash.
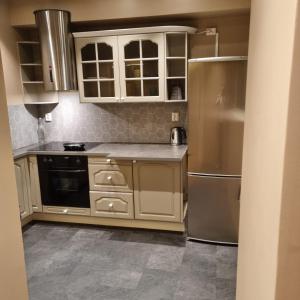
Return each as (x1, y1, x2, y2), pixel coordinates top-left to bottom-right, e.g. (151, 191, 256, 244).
(8, 92, 187, 149)
(8, 104, 39, 149)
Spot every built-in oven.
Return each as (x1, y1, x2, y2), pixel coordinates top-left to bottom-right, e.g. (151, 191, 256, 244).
(37, 155, 90, 208)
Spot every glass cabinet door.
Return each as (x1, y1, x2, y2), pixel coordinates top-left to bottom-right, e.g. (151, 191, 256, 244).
(75, 36, 120, 102)
(118, 33, 164, 102)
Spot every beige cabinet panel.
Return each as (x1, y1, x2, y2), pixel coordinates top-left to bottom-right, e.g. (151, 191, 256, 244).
(90, 191, 134, 219)
(89, 163, 133, 192)
(133, 161, 182, 222)
(43, 206, 91, 216)
(14, 158, 31, 219)
(29, 156, 42, 212)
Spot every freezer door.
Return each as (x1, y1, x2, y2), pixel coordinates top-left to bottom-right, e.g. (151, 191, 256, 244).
(188, 61, 247, 175)
(187, 174, 240, 244)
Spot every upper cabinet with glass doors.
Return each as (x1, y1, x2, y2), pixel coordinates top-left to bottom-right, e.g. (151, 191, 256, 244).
(74, 26, 197, 103)
(75, 36, 120, 102)
(118, 33, 164, 102)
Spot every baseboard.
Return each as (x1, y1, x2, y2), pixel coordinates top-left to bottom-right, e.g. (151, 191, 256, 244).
(32, 213, 185, 232)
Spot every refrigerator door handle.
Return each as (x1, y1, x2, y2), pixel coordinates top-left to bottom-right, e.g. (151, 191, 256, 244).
(188, 172, 241, 179)
(238, 184, 241, 201)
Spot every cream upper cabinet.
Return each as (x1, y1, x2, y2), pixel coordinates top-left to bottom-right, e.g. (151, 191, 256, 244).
(75, 36, 120, 103)
(74, 26, 196, 103)
(14, 158, 32, 219)
(133, 161, 182, 222)
(28, 156, 43, 212)
(118, 33, 164, 102)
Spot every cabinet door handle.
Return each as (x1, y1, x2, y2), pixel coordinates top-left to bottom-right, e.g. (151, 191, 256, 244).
(106, 159, 111, 163)
(107, 176, 112, 181)
(108, 203, 113, 208)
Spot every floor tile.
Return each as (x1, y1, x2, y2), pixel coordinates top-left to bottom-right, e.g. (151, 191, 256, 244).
(23, 222, 238, 300)
(28, 274, 69, 300)
(130, 269, 178, 300)
(174, 271, 216, 300)
(216, 278, 236, 300)
(216, 246, 238, 264)
(146, 244, 185, 272)
(216, 245, 238, 280)
(100, 269, 142, 289)
(216, 261, 237, 280)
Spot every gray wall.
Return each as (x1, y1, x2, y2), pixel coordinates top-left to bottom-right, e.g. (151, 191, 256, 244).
(8, 92, 187, 149)
(7, 104, 39, 149)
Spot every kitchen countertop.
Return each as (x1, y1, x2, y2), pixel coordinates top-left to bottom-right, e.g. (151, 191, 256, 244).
(13, 142, 188, 162)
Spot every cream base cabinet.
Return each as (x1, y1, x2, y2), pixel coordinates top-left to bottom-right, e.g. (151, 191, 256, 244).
(133, 161, 182, 222)
(29, 156, 43, 212)
(14, 158, 32, 219)
(88, 158, 134, 219)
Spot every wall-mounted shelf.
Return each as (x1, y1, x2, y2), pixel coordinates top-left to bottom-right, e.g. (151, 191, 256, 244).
(165, 32, 188, 102)
(16, 31, 58, 105)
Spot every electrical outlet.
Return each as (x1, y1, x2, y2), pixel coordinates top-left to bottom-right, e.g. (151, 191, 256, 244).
(172, 112, 180, 122)
(45, 113, 52, 122)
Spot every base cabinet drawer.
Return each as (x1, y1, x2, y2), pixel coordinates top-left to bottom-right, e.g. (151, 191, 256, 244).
(90, 191, 134, 219)
(89, 163, 133, 192)
(43, 206, 91, 216)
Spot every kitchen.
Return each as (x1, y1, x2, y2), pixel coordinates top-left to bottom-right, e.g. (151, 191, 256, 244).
(1, 1, 300, 300)
(9, 1, 249, 299)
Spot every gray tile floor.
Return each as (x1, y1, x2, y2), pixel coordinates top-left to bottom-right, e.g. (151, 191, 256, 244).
(23, 222, 237, 300)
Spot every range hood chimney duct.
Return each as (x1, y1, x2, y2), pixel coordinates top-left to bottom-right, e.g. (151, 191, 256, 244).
(34, 9, 77, 91)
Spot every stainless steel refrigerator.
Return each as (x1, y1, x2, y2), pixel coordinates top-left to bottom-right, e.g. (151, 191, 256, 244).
(187, 57, 247, 244)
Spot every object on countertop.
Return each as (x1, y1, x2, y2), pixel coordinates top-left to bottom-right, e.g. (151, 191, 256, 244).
(170, 127, 186, 145)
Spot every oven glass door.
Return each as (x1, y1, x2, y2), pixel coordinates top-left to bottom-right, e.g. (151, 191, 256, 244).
(41, 169, 90, 208)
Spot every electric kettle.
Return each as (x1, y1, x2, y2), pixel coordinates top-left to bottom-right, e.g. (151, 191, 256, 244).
(170, 127, 187, 145)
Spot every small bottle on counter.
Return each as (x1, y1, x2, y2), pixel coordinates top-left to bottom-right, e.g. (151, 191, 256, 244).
(37, 117, 45, 144)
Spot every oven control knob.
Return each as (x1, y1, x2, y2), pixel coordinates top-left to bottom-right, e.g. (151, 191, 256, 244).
(76, 158, 81, 164)
(43, 157, 47, 163)
(48, 158, 53, 163)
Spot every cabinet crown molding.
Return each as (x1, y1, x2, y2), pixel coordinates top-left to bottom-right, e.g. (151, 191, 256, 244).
(73, 26, 197, 38)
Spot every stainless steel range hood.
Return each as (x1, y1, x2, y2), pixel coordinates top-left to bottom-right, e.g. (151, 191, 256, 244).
(34, 9, 77, 91)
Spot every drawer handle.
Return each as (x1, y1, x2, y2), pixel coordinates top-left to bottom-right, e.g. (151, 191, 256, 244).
(107, 176, 112, 181)
(106, 159, 111, 163)
(108, 203, 114, 208)
(63, 209, 68, 214)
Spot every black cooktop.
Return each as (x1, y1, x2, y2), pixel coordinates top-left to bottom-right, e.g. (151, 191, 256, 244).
(30, 142, 101, 152)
